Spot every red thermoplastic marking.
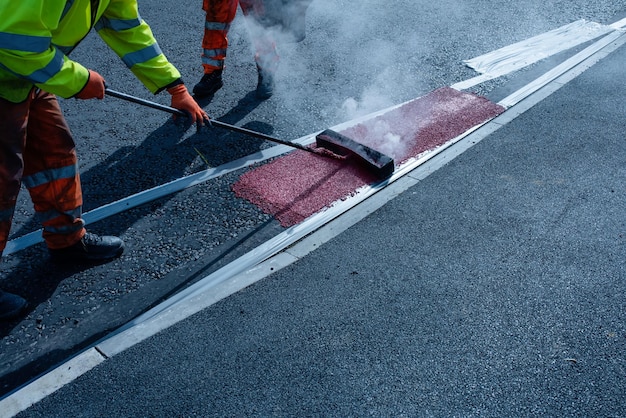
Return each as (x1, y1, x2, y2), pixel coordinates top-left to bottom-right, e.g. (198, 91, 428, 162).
(232, 87, 505, 227)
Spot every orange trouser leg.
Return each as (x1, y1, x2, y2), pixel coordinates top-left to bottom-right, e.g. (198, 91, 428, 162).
(0, 90, 85, 254)
(201, 0, 239, 73)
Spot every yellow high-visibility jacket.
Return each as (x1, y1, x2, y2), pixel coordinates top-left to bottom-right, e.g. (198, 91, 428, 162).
(0, 0, 181, 103)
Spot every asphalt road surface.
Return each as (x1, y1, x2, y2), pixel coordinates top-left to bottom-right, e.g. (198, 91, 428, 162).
(1, 0, 625, 414)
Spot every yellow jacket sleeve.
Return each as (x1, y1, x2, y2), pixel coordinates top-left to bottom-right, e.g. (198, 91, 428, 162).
(0, 1, 89, 102)
(95, 0, 181, 94)
(0, 0, 181, 103)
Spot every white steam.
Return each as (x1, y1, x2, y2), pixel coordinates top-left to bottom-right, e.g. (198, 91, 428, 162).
(234, 0, 429, 144)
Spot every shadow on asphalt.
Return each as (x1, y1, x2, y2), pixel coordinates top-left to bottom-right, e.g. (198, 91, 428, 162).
(0, 89, 279, 398)
(8, 90, 269, 240)
(0, 215, 282, 399)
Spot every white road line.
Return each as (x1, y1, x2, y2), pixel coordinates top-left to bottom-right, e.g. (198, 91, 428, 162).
(610, 17, 626, 29)
(453, 18, 623, 91)
(0, 349, 105, 417)
(464, 20, 611, 77)
(498, 30, 625, 107)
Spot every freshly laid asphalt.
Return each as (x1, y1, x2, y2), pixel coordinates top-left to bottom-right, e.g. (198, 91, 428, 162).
(9, 24, 626, 418)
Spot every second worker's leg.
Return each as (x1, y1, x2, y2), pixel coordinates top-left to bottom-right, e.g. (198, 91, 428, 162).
(194, 0, 239, 98)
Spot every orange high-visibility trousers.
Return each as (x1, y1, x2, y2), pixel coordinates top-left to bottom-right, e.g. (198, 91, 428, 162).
(0, 89, 86, 253)
(201, 0, 278, 74)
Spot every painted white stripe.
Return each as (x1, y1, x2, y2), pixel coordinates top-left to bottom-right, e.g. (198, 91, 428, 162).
(610, 17, 626, 29)
(0, 349, 105, 417)
(453, 19, 618, 90)
(498, 30, 625, 107)
(463, 19, 612, 78)
(95, 253, 299, 357)
(451, 73, 494, 91)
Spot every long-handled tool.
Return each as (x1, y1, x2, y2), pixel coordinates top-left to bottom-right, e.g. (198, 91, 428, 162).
(105, 88, 394, 179)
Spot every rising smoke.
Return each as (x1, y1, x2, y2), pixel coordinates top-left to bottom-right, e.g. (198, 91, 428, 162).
(240, 0, 430, 132)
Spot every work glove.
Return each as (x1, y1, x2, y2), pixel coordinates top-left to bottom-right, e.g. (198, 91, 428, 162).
(167, 84, 210, 131)
(76, 70, 106, 100)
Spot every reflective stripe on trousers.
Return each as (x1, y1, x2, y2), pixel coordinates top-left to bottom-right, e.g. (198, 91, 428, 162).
(200, 0, 277, 73)
(0, 89, 85, 253)
(201, 0, 239, 72)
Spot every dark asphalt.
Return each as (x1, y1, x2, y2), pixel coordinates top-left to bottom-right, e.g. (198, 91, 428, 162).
(11, 21, 626, 418)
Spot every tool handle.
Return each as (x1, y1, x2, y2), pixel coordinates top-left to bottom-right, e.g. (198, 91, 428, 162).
(105, 88, 185, 116)
(104, 88, 316, 154)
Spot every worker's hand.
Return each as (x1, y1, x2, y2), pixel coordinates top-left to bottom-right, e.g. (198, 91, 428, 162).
(76, 70, 106, 100)
(167, 84, 210, 131)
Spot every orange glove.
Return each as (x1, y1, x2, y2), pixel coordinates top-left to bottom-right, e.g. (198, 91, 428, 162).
(167, 84, 209, 130)
(76, 70, 106, 100)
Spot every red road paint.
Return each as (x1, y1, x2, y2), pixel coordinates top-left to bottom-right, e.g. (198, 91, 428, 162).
(232, 87, 504, 227)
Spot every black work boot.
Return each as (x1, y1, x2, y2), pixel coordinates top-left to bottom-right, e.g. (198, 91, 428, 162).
(0, 290, 27, 320)
(256, 65, 275, 100)
(49, 232, 124, 263)
(192, 70, 224, 99)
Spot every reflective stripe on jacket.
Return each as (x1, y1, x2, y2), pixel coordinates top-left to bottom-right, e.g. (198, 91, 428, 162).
(0, 0, 180, 103)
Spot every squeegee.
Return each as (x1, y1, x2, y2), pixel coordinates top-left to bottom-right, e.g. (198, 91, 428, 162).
(105, 88, 395, 179)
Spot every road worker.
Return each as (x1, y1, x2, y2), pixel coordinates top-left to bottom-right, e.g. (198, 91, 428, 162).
(193, 0, 311, 100)
(0, 0, 209, 320)
(194, 0, 278, 100)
